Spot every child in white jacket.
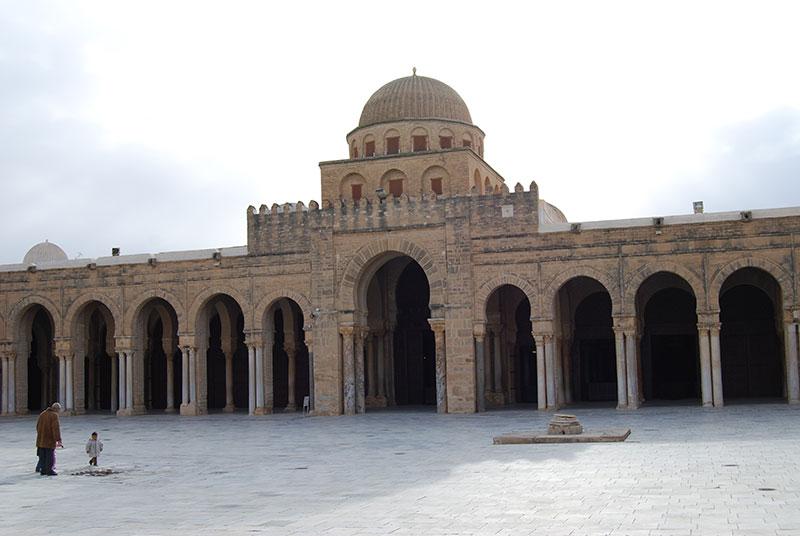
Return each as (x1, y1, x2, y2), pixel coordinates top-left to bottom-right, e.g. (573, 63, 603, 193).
(86, 432, 103, 466)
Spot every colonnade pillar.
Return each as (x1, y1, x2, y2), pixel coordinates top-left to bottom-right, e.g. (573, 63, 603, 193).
(696, 315, 724, 408)
(354, 330, 366, 414)
(340, 325, 356, 415)
(428, 318, 447, 414)
(115, 350, 136, 416)
(612, 316, 640, 410)
(1, 351, 16, 415)
(247, 343, 256, 415)
(285, 342, 297, 411)
(163, 340, 176, 412)
(473, 324, 486, 412)
(223, 341, 235, 413)
(785, 317, 800, 404)
(263, 328, 274, 414)
(303, 325, 314, 413)
(179, 344, 199, 416)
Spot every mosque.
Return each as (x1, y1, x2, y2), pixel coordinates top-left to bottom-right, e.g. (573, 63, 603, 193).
(1, 72, 799, 418)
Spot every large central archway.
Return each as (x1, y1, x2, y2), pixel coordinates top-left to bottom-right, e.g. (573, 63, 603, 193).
(359, 254, 437, 410)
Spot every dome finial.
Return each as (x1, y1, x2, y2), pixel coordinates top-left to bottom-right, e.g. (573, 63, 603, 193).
(412, 67, 416, 76)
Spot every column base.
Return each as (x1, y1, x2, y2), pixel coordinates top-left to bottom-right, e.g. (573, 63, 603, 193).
(116, 408, 135, 417)
(789, 398, 800, 405)
(223, 404, 235, 413)
(252, 407, 265, 416)
(60, 409, 75, 417)
(366, 395, 387, 408)
(164, 407, 177, 413)
(285, 403, 297, 411)
(180, 403, 199, 416)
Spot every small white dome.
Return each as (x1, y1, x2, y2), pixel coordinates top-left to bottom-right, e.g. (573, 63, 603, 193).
(23, 241, 68, 264)
(538, 199, 568, 224)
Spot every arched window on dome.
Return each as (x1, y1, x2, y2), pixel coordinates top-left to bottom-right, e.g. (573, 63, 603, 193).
(439, 128, 454, 150)
(462, 133, 473, 149)
(411, 127, 429, 152)
(351, 141, 358, 159)
(384, 128, 400, 155)
(473, 170, 483, 194)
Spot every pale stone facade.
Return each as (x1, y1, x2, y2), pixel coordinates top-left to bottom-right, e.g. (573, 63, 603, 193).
(1, 73, 799, 418)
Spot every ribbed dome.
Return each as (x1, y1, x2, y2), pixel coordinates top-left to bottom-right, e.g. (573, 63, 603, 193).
(359, 72, 472, 127)
(23, 241, 68, 264)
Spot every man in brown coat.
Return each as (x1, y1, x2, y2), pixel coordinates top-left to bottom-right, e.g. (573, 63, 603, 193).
(36, 402, 62, 476)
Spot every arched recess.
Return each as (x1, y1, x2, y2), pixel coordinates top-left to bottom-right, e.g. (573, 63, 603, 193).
(260, 296, 309, 412)
(379, 169, 407, 198)
(473, 169, 482, 194)
(188, 285, 252, 334)
(475, 274, 537, 323)
(421, 165, 450, 197)
(339, 172, 368, 201)
(553, 276, 616, 405)
(719, 267, 785, 400)
(624, 262, 706, 314)
(192, 293, 248, 414)
(634, 272, 700, 402)
(12, 302, 58, 413)
(708, 257, 793, 312)
(481, 284, 536, 409)
(9, 295, 62, 339)
(69, 300, 116, 414)
(125, 289, 185, 337)
(132, 298, 181, 412)
(339, 238, 444, 314)
(542, 265, 621, 319)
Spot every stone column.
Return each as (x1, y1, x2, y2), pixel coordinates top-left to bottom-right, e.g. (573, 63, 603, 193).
(285, 342, 298, 411)
(303, 325, 314, 413)
(189, 347, 197, 409)
(255, 344, 265, 414)
(111, 353, 118, 413)
(697, 324, 713, 407)
(784, 322, 799, 404)
(375, 330, 385, 400)
(117, 353, 127, 415)
(8, 353, 16, 415)
(429, 318, 447, 414)
(58, 355, 66, 407)
(180, 347, 189, 407)
(533, 335, 546, 410)
(624, 330, 639, 409)
(613, 327, 628, 409)
(65, 354, 74, 413)
(1, 354, 8, 415)
(354, 330, 366, 414)
(474, 324, 486, 413)
(366, 333, 376, 400)
(340, 325, 356, 415)
(125, 350, 134, 413)
(544, 334, 556, 409)
(165, 347, 175, 412)
(264, 327, 274, 413)
(247, 343, 256, 415)
(223, 348, 235, 413)
(710, 323, 724, 407)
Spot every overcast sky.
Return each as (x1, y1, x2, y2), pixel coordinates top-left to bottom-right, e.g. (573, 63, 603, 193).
(1, 1, 799, 265)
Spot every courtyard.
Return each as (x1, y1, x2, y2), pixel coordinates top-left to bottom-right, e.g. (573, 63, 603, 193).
(2, 404, 800, 535)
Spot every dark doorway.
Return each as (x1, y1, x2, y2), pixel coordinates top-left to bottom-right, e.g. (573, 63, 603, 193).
(642, 288, 699, 400)
(721, 285, 782, 398)
(575, 292, 616, 401)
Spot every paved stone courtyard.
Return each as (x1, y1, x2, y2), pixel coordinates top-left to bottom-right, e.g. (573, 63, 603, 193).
(2, 404, 800, 535)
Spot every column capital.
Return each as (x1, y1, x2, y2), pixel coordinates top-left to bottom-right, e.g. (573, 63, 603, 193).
(283, 342, 297, 355)
(428, 317, 445, 333)
(339, 323, 356, 338)
(708, 322, 722, 335)
(612, 314, 636, 332)
(473, 322, 487, 339)
(114, 335, 134, 352)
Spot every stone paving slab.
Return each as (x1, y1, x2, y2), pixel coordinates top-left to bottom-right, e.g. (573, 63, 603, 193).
(2, 404, 800, 535)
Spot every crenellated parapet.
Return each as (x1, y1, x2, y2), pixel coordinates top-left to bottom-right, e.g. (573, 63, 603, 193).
(247, 181, 541, 255)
